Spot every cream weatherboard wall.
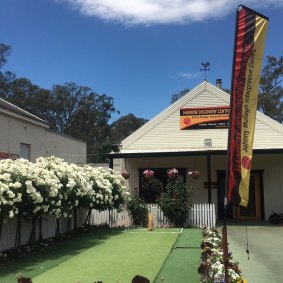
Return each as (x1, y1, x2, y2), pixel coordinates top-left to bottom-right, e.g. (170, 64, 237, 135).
(0, 106, 86, 164)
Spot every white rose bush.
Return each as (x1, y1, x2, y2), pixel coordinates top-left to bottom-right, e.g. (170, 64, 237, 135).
(0, 156, 130, 248)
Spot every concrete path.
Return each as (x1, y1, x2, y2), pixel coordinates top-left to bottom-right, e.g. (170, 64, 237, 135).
(217, 222, 283, 283)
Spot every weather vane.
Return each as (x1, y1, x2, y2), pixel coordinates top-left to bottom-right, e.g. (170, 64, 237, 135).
(200, 62, 210, 80)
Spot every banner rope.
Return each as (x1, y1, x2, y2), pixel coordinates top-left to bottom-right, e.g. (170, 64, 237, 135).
(245, 224, 250, 260)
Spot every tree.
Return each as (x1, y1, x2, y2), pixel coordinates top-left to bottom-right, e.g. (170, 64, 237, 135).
(92, 113, 148, 163)
(0, 43, 11, 69)
(4, 78, 50, 113)
(170, 88, 190, 104)
(109, 113, 148, 143)
(0, 44, 17, 99)
(258, 55, 283, 123)
(48, 82, 117, 163)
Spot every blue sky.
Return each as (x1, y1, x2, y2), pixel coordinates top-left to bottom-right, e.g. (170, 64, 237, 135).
(1, 0, 282, 121)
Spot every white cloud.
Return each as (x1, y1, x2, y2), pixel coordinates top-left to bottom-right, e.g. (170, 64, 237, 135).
(63, 0, 283, 25)
(179, 71, 201, 80)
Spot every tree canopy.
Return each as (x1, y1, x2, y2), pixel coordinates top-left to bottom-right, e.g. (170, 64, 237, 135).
(258, 55, 283, 123)
(170, 88, 190, 104)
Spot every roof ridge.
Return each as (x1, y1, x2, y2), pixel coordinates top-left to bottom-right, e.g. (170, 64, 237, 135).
(0, 97, 48, 125)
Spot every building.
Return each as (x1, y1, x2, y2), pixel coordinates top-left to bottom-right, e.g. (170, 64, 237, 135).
(108, 81, 283, 221)
(0, 98, 86, 163)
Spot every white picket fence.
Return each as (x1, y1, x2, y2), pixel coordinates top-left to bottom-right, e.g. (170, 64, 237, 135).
(87, 203, 216, 229)
(88, 208, 131, 227)
(146, 203, 216, 228)
(0, 210, 86, 253)
(0, 203, 215, 252)
(189, 203, 216, 228)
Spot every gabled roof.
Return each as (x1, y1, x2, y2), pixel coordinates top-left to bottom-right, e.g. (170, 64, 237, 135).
(114, 81, 283, 156)
(0, 98, 49, 127)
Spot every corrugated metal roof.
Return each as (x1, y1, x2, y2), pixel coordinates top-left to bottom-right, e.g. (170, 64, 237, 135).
(117, 145, 283, 154)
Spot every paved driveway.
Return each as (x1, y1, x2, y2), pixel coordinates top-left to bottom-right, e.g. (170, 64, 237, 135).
(217, 222, 283, 283)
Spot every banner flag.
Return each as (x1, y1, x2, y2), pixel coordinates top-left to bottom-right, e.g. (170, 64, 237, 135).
(227, 5, 268, 207)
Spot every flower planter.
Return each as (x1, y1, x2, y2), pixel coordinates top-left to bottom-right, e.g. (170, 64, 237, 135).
(121, 171, 130, 180)
(188, 170, 200, 179)
(167, 168, 179, 180)
(143, 169, 154, 180)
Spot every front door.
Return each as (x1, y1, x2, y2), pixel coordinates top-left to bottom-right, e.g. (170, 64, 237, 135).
(233, 173, 261, 220)
(217, 171, 263, 220)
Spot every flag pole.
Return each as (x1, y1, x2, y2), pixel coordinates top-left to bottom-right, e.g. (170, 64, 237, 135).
(224, 5, 269, 283)
(222, 4, 241, 282)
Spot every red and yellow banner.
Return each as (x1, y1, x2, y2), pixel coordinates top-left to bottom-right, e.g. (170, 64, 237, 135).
(227, 6, 268, 207)
(180, 106, 230, 130)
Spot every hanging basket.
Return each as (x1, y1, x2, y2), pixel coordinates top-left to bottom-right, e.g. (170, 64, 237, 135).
(188, 170, 200, 179)
(143, 169, 154, 180)
(167, 168, 179, 180)
(121, 171, 130, 180)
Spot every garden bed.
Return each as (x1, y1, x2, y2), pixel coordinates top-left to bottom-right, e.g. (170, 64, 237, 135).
(198, 227, 247, 283)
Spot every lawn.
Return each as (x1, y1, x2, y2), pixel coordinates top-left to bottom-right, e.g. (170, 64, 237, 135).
(0, 228, 182, 283)
(154, 228, 202, 283)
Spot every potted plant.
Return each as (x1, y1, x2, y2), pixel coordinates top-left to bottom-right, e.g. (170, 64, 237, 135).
(188, 170, 200, 179)
(167, 168, 179, 180)
(121, 170, 130, 180)
(143, 169, 154, 180)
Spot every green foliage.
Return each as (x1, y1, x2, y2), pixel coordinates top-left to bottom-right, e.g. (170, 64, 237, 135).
(109, 113, 148, 144)
(127, 192, 148, 226)
(258, 55, 283, 123)
(0, 43, 11, 69)
(158, 176, 192, 227)
(140, 177, 163, 203)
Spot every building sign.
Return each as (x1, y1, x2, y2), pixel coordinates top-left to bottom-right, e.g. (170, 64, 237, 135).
(180, 106, 230, 130)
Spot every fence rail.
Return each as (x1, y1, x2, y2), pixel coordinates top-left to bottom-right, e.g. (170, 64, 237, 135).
(0, 203, 215, 252)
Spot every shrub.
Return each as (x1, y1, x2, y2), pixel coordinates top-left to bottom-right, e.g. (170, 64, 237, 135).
(127, 192, 148, 226)
(158, 175, 192, 227)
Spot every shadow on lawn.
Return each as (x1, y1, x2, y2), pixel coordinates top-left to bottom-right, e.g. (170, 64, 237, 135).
(0, 228, 125, 280)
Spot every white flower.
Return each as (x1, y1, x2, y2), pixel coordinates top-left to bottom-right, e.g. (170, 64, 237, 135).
(8, 210, 14, 218)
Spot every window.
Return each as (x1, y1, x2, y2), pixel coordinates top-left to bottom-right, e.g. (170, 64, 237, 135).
(20, 143, 31, 160)
(138, 168, 187, 203)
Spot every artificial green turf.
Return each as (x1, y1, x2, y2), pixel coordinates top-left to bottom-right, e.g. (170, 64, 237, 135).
(174, 228, 202, 248)
(0, 228, 179, 283)
(154, 228, 202, 283)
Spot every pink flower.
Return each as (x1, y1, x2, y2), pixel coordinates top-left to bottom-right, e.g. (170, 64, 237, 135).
(167, 168, 179, 178)
(143, 169, 154, 177)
